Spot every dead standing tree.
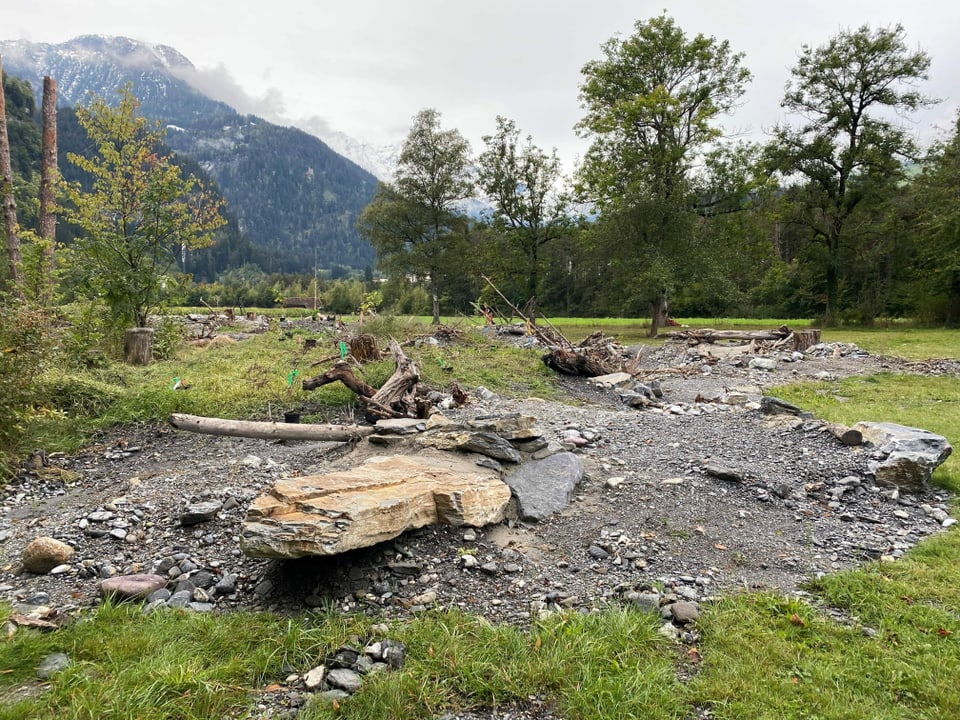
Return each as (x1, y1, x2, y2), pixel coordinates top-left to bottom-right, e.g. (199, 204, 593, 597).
(0, 54, 25, 297)
(38, 76, 57, 306)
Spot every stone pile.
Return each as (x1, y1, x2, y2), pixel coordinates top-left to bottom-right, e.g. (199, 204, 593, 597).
(240, 413, 586, 559)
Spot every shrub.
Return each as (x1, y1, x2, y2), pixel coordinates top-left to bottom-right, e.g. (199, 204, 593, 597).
(0, 300, 51, 477)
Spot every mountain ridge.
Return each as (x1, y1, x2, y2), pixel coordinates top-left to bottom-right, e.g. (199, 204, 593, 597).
(1, 34, 380, 275)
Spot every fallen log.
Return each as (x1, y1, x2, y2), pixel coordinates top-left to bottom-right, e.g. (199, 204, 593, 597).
(665, 326, 793, 344)
(824, 422, 862, 447)
(542, 348, 615, 377)
(169, 413, 374, 441)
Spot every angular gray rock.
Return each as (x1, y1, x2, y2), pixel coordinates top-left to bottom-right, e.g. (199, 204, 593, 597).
(180, 501, 223, 526)
(326, 667, 363, 693)
(466, 414, 542, 441)
(854, 421, 952, 492)
(418, 429, 522, 463)
(37, 652, 70, 679)
(502, 451, 584, 520)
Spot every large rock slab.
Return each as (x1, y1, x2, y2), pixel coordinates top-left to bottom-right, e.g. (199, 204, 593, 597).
(241, 454, 511, 559)
(502, 452, 584, 520)
(854, 421, 952, 492)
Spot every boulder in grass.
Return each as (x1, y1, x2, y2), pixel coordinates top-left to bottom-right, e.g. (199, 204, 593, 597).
(854, 422, 953, 492)
(101, 574, 169, 600)
(22, 537, 75, 574)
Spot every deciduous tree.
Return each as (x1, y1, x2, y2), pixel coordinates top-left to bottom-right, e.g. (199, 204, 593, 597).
(576, 14, 751, 335)
(61, 86, 224, 333)
(357, 109, 473, 324)
(477, 116, 572, 319)
(766, 23, 935, 324)
(913, 115, 960, 322)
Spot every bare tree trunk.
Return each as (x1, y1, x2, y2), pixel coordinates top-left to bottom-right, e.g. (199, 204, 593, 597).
(38, 76, 58, 307)
(649, 291, 669, 338)
(0, 54, 25, 298)
(124, 328, 154, 365)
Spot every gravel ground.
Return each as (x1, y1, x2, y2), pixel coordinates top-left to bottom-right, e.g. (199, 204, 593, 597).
(0, 340, 955, 719)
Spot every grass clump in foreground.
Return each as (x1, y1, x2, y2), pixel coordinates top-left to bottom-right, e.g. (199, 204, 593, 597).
(0, 605, 685, 720)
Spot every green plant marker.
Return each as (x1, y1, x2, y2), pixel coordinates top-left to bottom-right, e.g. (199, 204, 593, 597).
(287, 369, 299, 386)
(338, 341, 349, 359)
(170, 376, 180, 390)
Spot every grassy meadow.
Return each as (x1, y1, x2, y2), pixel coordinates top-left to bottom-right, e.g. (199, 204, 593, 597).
(2, 316, 959, 719)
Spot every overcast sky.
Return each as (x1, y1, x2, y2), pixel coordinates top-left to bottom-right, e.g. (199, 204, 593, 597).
(6, 0, 960, 171)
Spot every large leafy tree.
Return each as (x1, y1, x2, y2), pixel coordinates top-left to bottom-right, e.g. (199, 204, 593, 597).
(576, 14, 751, 335)
(766, 23, 934, 324)
(477, 116, 572, 318)
(357, 108, 473, 324)
(61, 86, 224, 329)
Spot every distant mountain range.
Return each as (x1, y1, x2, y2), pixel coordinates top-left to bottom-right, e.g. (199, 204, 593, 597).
(0, 35, 384, 275)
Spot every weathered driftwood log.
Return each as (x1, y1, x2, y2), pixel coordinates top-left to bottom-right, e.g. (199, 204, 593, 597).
(169, 413, 374, 441)
(541, 348, 615, 377)
(349, 334, 381, 362)
(302, 338, 422, 421)
(302, 361, 377, 396)
(124, 328, 154, 365)
(789, 329, 822, 352)
(824, 422, 862, 447)
(665, 326, 793, 344)
(364, 339, 420, 419)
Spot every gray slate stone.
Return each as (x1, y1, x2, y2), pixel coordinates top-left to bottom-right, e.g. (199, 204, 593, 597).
(180, 501, 223, 526)
(670, 601, 700, 624)
(37, 652, 70, 679)
(326, 667, 363, 693)
(502, 451, 584, 520)
(855, 421, 953, 492)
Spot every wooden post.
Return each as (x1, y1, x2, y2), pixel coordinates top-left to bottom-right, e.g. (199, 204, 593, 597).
(124, 328, 154, 365)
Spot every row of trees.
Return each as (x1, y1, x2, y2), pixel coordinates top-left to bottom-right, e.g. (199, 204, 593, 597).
(2, 16, 959, 338)
(358, 16, 958, 332)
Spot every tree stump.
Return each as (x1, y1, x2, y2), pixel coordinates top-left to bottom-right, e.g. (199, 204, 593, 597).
(124, 327, 154, 365)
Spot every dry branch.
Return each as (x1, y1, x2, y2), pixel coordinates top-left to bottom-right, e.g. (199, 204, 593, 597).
(302, 337, 422, 421)
(302, 361, 377, 396)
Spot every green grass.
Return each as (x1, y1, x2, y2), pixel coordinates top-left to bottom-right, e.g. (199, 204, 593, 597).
(0, 602, 370, 720)
(5, 317, 960, 719)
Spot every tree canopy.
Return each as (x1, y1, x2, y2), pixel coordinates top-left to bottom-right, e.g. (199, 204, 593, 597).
(576, 14, 752, 334)
(357, 108, 473, 324)
(477, 116, 573, 315)
(766, 23, 934, 324)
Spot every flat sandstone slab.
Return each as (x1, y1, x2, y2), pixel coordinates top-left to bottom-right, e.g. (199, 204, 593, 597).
(241, 454, 511, 559)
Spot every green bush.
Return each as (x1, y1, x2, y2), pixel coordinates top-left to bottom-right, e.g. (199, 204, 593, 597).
(36, 372, 125, 416)
(0, 300, 50, 476)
